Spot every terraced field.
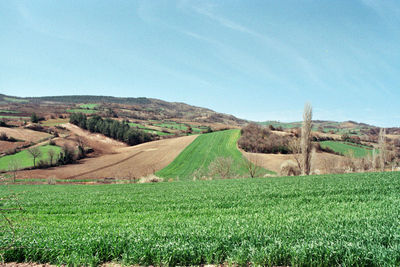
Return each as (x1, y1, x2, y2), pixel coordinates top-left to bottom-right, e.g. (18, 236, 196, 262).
(156, 129, 270, 180)
(0, 145, 62, 170)
(2, 172, 399, 266)
(320, 141, 374, 158)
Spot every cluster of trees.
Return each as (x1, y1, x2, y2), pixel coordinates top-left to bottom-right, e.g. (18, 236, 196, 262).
(70, 113, 154, 146)
(238, 123, 292, 154)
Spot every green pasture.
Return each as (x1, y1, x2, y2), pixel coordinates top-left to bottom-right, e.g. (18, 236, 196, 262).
(79, 103, 99, 109)
(0, 145, 62, 170)
(67, 109, 98, 114)
(320, 141, 374, 158)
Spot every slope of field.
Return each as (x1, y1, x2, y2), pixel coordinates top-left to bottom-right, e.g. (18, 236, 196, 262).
(62, 123, 127, 154)
(242, 151, 344, 174)
(0, 127, 52, 143)
(156, 129, 258, 180)
(2, 172, 399, 266)
(320, 141, 374, 158)
(16, 135, 197, 180)
(0, 145, 61, 170)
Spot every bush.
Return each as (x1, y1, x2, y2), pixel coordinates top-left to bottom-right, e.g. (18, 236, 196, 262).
(0, 132, 7, 141)
(280, 160, 301, 176)
(238, 123, 292, 154)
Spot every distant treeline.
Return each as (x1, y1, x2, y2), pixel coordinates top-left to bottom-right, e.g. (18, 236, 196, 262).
(28, 95, 151, 105)
(70, 113, 154, 146)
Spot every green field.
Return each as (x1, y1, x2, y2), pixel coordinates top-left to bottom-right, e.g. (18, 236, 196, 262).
(320, 141, 374, 158)
(3, 97, 28, 103)
(79, 103, 99, 109)
(154, 121, 188, 131)
(156, 129, 270, 180)
(128, 122, 173, 136)
(2, 172, 399, 266)
(0, 115, 29, 119)
(67, 108, 98, 114)
(0, 145, 62, 170)
(0, 110, 18, 113)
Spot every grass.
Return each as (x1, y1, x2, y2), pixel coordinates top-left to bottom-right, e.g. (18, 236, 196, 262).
(3, 97, 28, 103)
(0, 110, 18, 113)
(0, 116, 29, 119)
(154, 121, 188, 131)
(128, 122, 173, 136)
(0, 145, 62, 171)
(1, 172, 400, 266)
(320, 141, 374, 158)
(67, 109, 98, 114)
(79, 103, 99, 109)
(156, 129, 271, 180)
(40, 118, 69, 126)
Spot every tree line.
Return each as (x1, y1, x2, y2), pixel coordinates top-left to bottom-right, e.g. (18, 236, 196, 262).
(69, 113, 154, 146)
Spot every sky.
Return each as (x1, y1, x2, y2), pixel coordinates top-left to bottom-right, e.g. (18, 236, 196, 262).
(1, 0, 399, 126)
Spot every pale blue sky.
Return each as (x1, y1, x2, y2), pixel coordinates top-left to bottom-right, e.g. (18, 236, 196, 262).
(1, 0, 399, 126)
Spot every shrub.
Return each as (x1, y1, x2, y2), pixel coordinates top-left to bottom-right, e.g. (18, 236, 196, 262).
(238, 123, 292, 154)
(280, 160, 301, 176)
(208, 157, 235, 179)
(0, 132, 8, 141)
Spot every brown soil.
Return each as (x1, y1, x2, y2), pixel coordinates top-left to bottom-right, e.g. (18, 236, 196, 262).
(242, 150, 344, 174)
(0, 140, 28, 154)
(61, 123, 127, 154)
(18, 135, 197, 180)
(0, 127, 51, 143)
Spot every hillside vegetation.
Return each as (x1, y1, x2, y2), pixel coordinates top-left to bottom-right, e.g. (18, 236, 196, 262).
(2, 172, 399, 266)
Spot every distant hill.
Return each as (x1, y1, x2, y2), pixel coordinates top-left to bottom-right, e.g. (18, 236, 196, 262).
(258, 120, 380, 136)
(0, 94, 247, 125)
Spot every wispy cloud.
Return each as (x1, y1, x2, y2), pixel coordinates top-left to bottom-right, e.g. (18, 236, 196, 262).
(185, 3, 329, 91)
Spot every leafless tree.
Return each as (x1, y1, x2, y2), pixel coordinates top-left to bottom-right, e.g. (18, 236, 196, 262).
(27, 147, 42, 168)
(242, 155, 262, 178)
(8, 159, 21, 183)
(378, 128, 387, 171)
(47, 149, 56, 166)
(289, 138, 302, 170)
(301, 103, 313, 175)
(208, 157, 234, 179)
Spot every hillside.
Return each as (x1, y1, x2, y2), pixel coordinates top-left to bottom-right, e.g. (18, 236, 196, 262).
(259, 120, 378, 135)
(0, 94, 246, 126)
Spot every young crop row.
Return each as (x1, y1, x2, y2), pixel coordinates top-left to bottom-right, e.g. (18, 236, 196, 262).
(320, 141, 374, 158)
(1, 172, 399, 266)
(156, 129, 261, 180)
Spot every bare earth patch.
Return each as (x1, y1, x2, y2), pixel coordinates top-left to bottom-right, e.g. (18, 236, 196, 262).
(18, 135, 197, 180)
(0, 140, 28, 154)
(242, 150, 344, 174)
(61, 123, 127, 154)
(0, 127, 51, 143)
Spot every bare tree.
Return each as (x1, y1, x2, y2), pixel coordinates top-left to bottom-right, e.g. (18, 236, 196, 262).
(301, 103, 313, 175)
(378, 128, 386, 171)
(289, 138, 302, 171)
(8, 159, 21, 183)
(208, 157, 234, 179)
(242, 155, 262, 178)
(47, 149, 55, 166)
(27, 147, 42, 168)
